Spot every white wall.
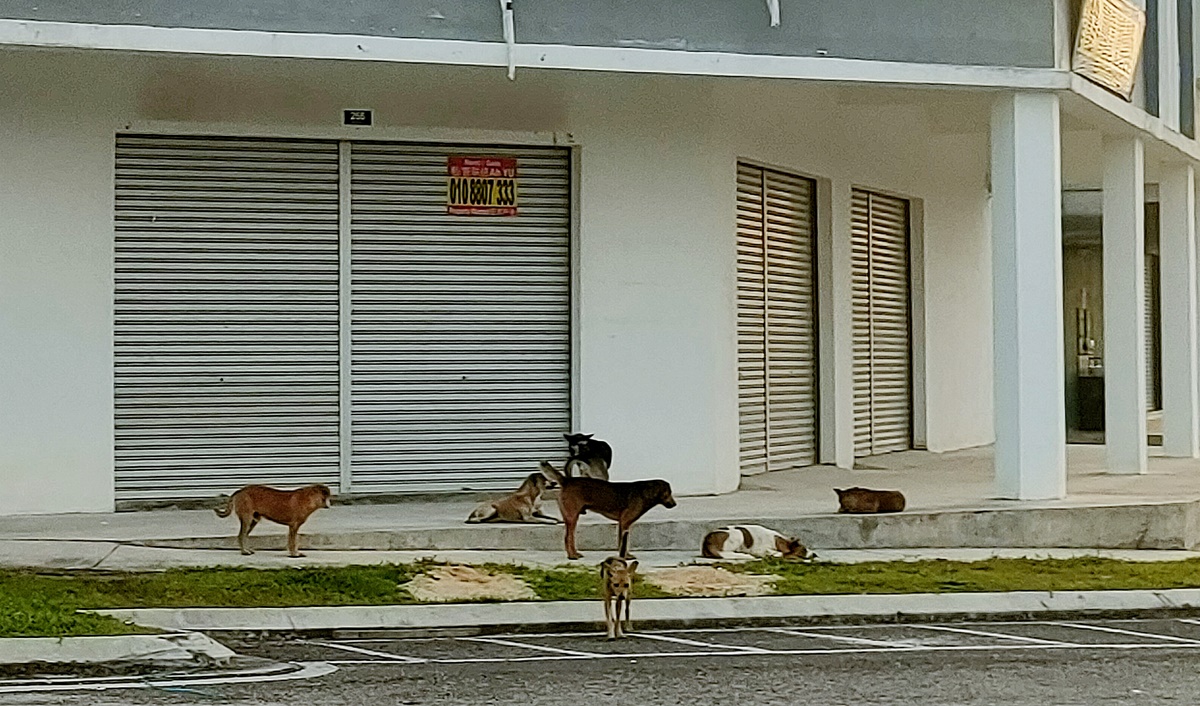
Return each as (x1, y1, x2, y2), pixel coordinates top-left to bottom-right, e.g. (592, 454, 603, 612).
(0, 49, 995, 512)
(0, 51, 124, 514)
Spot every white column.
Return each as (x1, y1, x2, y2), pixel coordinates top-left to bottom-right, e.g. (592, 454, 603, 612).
(817, 179, 855, 469)
(1102, 135, 1147, 474)
(990, 93, 1067, 500)
(1160, 163, 1200, 457)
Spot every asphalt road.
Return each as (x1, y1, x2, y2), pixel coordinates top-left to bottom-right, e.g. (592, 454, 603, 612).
(8, 618, 1200, 705)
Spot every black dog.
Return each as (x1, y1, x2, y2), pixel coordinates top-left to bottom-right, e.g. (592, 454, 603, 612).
(564, 432, 613, 481)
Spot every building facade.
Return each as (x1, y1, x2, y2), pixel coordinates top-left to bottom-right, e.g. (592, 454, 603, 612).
(0, 0, 1195, 514)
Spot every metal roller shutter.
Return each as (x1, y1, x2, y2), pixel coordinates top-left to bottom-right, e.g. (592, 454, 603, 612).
(348, 142, 570, 493)
(852, 189, 913, 457)
(1145, 254, 1161, 411)
(114, 135, 342, 500)
(736, 163, 818, 474)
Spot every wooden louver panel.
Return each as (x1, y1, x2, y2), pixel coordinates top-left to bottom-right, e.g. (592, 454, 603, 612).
(852, 189, 913, 457)
(737, 162, 818, 474)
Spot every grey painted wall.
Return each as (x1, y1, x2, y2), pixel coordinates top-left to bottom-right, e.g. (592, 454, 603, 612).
(1, 0, 1055, 68)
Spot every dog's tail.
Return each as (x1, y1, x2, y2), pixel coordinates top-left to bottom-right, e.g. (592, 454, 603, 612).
(214, 494, 234, 518)
(539, 460, 566, 485)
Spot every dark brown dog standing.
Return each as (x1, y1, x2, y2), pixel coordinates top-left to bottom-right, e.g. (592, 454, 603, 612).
(834, 487, 906, 514)
(540, 461, 676, 560)
(215, 484, 332, 557)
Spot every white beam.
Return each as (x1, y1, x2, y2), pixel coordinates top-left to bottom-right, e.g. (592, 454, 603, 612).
(990, 92, 1067, 500)
(1160, 163, 1200, 457)
(1102, 135, 1148, 474)
(818, 179, 855, 469)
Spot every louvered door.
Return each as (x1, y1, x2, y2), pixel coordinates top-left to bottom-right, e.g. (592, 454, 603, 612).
(348, 142, 571, 492)
(114, 135, 342, 500)
(852, 189, 913, 457)
(736, 162, 818, 474)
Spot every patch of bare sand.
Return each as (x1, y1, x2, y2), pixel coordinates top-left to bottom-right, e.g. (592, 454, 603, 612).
(645, 565, 778, 597)
(402, 565, 537, 602)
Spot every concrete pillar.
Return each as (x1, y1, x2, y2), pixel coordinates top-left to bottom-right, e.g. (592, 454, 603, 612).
(990, 93, 1067, 500)
(1160, 163, 1200, 457)
(817, 178, 855, 469)
(1102, 135, 1148, 474)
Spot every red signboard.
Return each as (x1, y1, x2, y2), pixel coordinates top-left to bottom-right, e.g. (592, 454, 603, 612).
(447, 156, 518, 216)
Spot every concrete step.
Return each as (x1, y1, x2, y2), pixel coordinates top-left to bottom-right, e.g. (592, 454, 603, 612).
(141, 499, 1200, 554)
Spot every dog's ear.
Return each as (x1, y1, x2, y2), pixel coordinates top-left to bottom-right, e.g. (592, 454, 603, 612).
(834, 488, 845, 496)
(627, 560, 638, 573)
(583, 433, 594, 439)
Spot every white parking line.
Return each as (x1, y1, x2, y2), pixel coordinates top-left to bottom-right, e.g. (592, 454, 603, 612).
(1048, 622, 1200, 645)
(304, 640, 427, 663)
(460, 636, 600, 657)
(912, 624, 1080, 646)
(633, 632, 771, 653)
(0, 662, 337, 694)
(766, 628, 916, 649)
(317, 640, 1200, 667)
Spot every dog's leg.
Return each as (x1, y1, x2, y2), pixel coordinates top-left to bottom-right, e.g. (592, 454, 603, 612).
(532, 511, 562, 524)
(614, 594, 625, 638)
(617, 522, 634, 559)
(604, 594, 616, 640)
(237, 515, 257, 556)
(287, 523, 305, 558)
(563, 513, 583, 560)
(623, 593, 632, 636)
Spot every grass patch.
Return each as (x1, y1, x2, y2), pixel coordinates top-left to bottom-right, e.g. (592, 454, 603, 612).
(8, 556, 1200, 638)
(727, 556, 1200, 595)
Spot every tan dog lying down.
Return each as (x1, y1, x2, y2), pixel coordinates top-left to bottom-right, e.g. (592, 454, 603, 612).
(466, 472, 560, 524)
(215, 484, 332, 557)
(701, 524, 813, 560)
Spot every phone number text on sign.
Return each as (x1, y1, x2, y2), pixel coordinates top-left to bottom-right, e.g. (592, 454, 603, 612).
(447, 156, 518, 216)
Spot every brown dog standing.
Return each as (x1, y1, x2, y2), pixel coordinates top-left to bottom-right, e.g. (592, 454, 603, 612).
(600, 556, 637, 640)
(540, 461, 676, 560)
(466, 472, 560, 524)
(834, 487, 906, 514)
(215, 484, 332, 557)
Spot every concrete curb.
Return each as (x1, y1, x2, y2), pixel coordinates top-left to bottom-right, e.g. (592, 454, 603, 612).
(98, 588, 1200, 634)
(138, 500, 1200, 553)
(0, 632, 234, 666)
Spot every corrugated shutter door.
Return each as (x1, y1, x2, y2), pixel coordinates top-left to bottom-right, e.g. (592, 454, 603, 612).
(114, 135, 342, 500)
(349, 143, 570, 492)
(851, 194, 873, 456)
(763, 170, 819, 467)
(852, 189, 913, 457)
(736, 163, 818, 474)
(736, 164, 768, 475)
(1145, 254, 1160, 411)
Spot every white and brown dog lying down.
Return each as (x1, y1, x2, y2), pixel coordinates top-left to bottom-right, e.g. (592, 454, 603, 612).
(701, 524, 813, 561)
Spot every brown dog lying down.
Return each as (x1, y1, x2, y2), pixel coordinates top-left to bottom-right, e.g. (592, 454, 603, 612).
(466, 472, 560, 524)
(215, 484, 332, 557)
(540, 461, 676, 560)
(701, 524, 813, 560)
(600, 556, 638, 640)
(835, 487, 906, 514)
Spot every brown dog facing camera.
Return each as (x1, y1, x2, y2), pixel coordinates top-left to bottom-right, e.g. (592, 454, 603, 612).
(540, 461, 676, 560)
(835, 487, 906, 514)
(214, 484, 332, 557)
(600, 556, 637, 640)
